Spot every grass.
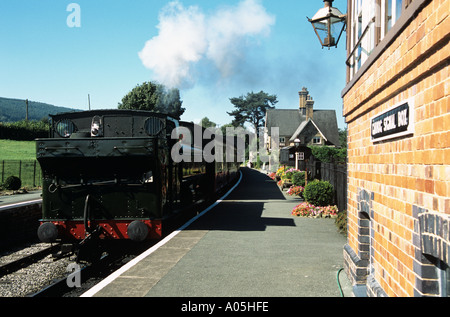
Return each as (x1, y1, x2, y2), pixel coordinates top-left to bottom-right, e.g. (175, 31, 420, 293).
(0, 139, 41, 190)
(0, 139, 36, 161)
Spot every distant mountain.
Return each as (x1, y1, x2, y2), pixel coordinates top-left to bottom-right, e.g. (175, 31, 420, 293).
(0, 97, 79, 122)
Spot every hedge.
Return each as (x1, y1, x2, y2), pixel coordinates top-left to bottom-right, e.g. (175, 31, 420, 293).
(0, 120, 49, 141)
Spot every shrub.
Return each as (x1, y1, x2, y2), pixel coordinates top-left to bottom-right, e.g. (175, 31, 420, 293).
(4, 175, 22, 191)
(291, 171, 306, 187)
(303, 180, 334, 206)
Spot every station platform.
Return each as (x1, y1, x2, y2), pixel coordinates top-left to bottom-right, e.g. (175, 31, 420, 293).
(0, 190, 41, 208)
(82, 168, 352, 298)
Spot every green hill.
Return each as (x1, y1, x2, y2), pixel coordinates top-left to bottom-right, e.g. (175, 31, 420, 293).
(0, 97, 79, 122)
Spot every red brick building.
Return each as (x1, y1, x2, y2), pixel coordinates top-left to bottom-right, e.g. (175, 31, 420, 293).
(342, 0, 449, 296)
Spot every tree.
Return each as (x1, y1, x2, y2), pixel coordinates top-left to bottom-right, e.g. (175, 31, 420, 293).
(220, 123, 235, 135)
(228, 91, 278, 132)
(309, 145, 347, 164)
(200, 117, 217, 128)
(338, 128, 347, 148)
(118, 81, 185, 119)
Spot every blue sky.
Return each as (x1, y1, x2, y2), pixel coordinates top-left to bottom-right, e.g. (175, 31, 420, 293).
(0, 0, 347, 129)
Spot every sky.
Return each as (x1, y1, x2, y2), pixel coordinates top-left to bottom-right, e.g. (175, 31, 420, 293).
(0, 0, 348, 129)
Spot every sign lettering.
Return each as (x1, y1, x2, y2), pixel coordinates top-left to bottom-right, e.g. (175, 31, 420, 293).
(371, 100, 414, 142)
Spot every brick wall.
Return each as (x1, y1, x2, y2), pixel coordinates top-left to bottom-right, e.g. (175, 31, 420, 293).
(342, 0, 449, 296)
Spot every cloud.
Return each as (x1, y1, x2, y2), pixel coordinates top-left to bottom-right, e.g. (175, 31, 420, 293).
(138, 2, 206, 88)
(138, 0, 275, 88)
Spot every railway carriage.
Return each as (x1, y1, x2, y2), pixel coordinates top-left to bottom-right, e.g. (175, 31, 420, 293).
(36, 110, 239, 259)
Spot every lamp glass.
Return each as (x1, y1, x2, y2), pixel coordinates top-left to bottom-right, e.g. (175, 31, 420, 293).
(309, 3, 346, 48)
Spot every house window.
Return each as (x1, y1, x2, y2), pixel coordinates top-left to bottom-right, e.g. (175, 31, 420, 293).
(348, 0, 376, 79)
(279, 137, 285, 146)
(313, 137, 321, 144)
(347, 0, 406, 81)
(382, 0, 403, 38)
(385, 0, 393, 32)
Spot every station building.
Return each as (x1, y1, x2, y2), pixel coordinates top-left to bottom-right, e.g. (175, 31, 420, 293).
(342, 0, 449, 296)
(265, 87, 340, 169)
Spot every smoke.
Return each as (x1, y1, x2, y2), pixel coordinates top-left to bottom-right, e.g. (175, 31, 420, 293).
(138, 0, 275, 88)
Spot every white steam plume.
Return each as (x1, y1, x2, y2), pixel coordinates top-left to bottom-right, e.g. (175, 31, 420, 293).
(138, 0, 275, 88)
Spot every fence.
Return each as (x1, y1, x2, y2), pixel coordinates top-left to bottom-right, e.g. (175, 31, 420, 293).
(1, 160, 42, 188)
(306, 159, 347, 213)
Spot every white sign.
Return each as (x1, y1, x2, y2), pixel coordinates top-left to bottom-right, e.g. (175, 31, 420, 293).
(371, 98, 414, 142)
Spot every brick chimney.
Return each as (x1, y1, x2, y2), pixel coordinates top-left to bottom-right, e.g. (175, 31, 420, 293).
(299, 87, 314, 120)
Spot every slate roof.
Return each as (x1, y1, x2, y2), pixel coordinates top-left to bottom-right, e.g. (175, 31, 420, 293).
(265, 109, 305, 138)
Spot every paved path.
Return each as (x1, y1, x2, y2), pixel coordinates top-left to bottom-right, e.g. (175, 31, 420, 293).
(87, 167, 352, 297)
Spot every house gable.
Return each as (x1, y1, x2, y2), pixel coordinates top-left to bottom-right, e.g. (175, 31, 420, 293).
(265, 87, 341, 149)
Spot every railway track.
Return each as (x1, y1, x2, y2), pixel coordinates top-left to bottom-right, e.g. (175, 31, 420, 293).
(31, 240, 158, 297)
(0, 240, 149, 297)
(0, 243, 59, 277)
(0, 242, 74, 297)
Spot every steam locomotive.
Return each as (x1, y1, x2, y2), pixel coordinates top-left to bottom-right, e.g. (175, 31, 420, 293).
(36, 110, 240, 260)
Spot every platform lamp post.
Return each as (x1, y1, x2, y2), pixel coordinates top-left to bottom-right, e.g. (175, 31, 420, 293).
(294, 138, 308, 186)
(294, 138, 301, 170)
(308, 0, 347, 49)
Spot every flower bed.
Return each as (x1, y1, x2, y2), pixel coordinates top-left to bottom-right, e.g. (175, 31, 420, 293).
(272, 167, 304, 189)
(283, 168, 300, 180)
(291, 202, 338, 218)
(286, 185, 304, 196)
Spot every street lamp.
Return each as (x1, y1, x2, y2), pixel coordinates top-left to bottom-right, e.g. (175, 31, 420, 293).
(308, 0, 347, 49)
(294, 138, 301, 170)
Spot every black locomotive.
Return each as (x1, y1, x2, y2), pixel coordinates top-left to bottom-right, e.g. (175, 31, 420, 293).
(36, 110, 240, 259)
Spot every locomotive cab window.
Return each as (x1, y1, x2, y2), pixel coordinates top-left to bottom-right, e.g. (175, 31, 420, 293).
(145, 117, 165, 136)
(91, 115, 103, 137)
(55, 119, 77, 138)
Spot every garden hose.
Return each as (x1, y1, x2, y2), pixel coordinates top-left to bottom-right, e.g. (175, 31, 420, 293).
(337, 268, 344, 297)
